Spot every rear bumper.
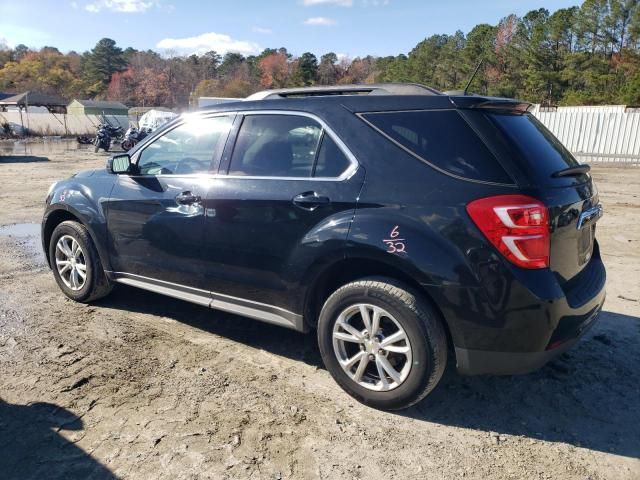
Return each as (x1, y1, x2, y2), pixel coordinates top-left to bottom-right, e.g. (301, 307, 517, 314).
(449, 245, 606, 376)
(455, 298, 602, 375)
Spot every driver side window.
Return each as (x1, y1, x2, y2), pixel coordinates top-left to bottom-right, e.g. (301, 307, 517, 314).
(137, 115, 233, 175)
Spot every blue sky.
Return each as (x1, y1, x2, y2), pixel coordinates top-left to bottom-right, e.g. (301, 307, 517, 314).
(0, 0, 581, 58)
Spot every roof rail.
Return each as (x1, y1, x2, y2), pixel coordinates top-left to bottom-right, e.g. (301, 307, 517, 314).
(245, 83, 441, 101)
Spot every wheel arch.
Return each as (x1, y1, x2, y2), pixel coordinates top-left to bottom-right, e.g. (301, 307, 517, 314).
(303, 255, 455, 351)
(43, 206, 110, 271)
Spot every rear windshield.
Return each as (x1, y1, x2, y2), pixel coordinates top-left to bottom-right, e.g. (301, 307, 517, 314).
(485, 113, 581, 180)
(361, 110, 513, 184)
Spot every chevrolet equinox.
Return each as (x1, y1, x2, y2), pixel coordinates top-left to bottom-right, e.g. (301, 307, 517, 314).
(42, 84, 606, 410)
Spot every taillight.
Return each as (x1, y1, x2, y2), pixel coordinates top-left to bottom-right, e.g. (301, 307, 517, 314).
(466, 195, 550, 269)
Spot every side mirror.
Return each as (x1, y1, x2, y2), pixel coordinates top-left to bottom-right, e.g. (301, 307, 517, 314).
(106, 154, 131, 174)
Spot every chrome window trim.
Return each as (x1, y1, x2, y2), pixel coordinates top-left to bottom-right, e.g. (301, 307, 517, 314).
(224, 110, 360, 182)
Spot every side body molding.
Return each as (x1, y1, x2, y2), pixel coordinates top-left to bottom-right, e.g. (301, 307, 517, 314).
(110, 272, 305, 331)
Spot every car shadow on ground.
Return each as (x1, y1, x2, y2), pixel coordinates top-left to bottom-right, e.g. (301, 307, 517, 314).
(98, 289, 640, 459)
(98, 287, 324, 367)
(0, 398, 118, 479)
(0, 155, 50, 163)
(406, 310, 640, 459)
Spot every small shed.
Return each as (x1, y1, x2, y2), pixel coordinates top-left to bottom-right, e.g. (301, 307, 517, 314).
(0, 91, 67, 113)
(68, 99, 128, 116)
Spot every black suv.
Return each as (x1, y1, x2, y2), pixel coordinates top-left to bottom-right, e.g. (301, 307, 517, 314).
(42, 84, 605, 410)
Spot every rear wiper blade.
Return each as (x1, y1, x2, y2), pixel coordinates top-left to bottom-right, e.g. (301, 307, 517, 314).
(552, 165, 591, 178)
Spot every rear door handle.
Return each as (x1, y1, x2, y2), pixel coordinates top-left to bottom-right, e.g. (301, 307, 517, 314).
(175, 191, 201, 205)
(292, 192, 331, 210)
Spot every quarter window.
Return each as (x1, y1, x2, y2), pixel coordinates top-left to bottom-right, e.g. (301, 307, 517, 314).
(314, 134, 351, 178)
(361, 110, 512, 184)
(137, 115, 233, 175)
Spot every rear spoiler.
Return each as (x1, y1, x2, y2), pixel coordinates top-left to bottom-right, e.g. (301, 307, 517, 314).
(449, 95, 533, 114)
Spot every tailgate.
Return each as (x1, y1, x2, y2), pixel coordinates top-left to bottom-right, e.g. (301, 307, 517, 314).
(479, 111, 604, 282)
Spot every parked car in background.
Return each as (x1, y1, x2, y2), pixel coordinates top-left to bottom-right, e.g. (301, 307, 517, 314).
(42, 84, 606, 410)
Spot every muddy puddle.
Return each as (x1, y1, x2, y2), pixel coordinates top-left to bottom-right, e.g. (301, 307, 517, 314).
(0, 223, 45, 265)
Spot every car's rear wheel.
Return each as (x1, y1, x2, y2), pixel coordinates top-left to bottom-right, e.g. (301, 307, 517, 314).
(49, 221, 112, 303)
(318, 277, 447, 410)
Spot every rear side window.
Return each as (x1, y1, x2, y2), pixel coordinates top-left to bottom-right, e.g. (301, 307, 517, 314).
(229, 114, 353, 178)
(361, 110, 513, 184)
(486, 113, 580, 182)
(230, 115, 321, 177)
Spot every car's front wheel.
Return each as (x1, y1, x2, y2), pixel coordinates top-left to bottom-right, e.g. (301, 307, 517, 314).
(49, 220, 112, 303)
(318, 277, 447, 410)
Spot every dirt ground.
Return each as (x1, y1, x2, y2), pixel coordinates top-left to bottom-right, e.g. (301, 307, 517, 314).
(0, 139, 638, 480)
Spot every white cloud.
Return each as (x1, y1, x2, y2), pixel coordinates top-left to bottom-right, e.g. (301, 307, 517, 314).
(304, 16, 337, 26)
(252, 26, 273, 34)
(0, 24, 50, 48)
(156, 32, 261, 56)
(302, 0, 352, 6)
(84, 0, 159, 13)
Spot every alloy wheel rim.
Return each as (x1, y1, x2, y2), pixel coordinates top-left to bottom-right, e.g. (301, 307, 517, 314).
(332, 303, 412, 392)
(55, 235, 87, 291)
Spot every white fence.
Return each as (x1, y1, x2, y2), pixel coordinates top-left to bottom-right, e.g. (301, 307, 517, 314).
(2, 105, 640, 163)
(0, 112, 129, 136)
(532, 105, 640, 164)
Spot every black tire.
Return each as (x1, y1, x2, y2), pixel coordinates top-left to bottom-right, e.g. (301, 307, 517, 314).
(121, 140, 132, 151)
(49, 220, 112, 303)
(318, 277, 447, 410)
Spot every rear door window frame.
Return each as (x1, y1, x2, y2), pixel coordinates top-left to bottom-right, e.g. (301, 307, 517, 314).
(218, 110, 359, 181)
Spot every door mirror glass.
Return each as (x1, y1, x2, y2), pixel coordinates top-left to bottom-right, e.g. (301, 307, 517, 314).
(107, 154, 131, 174)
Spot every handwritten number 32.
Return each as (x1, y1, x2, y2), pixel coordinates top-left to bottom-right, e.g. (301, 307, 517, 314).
(384, 226, 406, 254)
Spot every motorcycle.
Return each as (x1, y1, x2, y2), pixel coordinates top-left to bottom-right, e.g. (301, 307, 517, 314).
(105, 124, 124, 143)
(94, 124, 112, 153)
(121, 126, 150, 151)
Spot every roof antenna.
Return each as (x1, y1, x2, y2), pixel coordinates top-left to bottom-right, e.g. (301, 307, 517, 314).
(464, 58, 484, 96)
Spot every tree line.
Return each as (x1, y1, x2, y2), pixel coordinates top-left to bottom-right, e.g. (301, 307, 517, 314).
(0, 0, 638, 108)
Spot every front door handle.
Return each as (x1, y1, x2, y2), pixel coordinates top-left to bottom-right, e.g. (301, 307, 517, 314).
(175, 191, 201, 205)
(292, 192, 331, 210)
